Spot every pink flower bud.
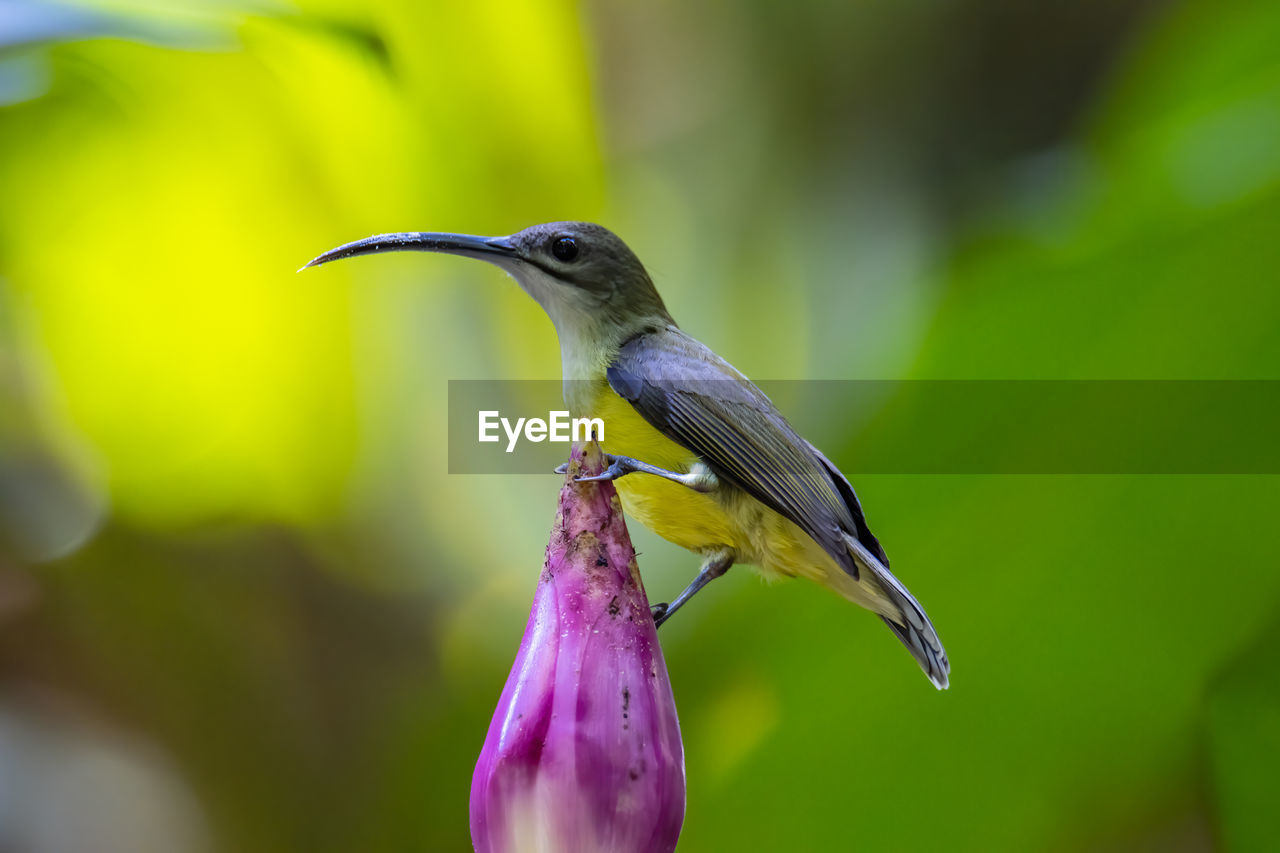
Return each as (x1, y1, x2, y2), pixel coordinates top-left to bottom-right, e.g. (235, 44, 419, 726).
(470, 442, 685, 853)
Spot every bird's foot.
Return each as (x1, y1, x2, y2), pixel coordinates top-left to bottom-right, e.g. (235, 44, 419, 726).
(649, 550, 735, 629)
(554, 462, 569, 474)
(574, 454, 636, 484)
(574, 454, 717, 493)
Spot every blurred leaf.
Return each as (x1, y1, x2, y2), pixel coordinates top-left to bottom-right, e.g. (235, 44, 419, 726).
(0, 0, 601, 529)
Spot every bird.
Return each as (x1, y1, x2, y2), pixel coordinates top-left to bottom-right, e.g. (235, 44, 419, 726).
(302, 222, 949, 688)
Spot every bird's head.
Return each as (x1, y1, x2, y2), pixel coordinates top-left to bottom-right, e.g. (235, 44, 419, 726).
(302, 222, 672, 346)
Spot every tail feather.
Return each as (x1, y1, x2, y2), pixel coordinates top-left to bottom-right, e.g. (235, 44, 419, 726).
(879, 616, 949, 690)
(804, 440, 949, 688)
(846, 535, 950, 690)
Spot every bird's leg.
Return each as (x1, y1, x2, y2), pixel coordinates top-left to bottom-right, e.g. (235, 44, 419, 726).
(652, 549, 735, 627)
(574, 454, 718, 494)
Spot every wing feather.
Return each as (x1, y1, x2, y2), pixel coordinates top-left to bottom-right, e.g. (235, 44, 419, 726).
(608, 329, 950, 687)
(608, 330, 861, 578)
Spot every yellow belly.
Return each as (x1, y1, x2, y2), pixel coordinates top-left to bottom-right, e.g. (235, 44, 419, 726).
(585, 383, 850, 592)
(590, 384, 734, 553)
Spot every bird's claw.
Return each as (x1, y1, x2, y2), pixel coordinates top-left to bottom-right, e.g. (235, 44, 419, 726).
(651, 602, 670, 628)
(574, 456, 629, 484)
(554, 462, 569, 474)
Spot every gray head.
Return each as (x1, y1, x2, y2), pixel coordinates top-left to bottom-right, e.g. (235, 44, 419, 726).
(301, 222, 673, 344)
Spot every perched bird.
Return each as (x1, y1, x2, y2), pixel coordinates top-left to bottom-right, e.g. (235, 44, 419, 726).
(303, 223, 949, 688)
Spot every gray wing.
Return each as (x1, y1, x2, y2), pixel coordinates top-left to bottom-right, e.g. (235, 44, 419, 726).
(607, 329, 877, 579)
(610, 329, 950, 688)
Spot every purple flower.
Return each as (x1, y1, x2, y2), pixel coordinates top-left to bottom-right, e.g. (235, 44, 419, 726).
(470, 442, 686, 853)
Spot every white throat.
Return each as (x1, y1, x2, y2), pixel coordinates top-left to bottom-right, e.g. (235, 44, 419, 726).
(505, 265, 614, 374)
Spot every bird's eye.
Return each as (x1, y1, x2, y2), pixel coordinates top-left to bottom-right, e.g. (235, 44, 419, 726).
(551, 235, 579, 262)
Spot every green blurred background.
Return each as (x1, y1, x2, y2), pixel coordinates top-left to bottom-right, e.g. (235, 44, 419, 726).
(2, 0, 1278, 850)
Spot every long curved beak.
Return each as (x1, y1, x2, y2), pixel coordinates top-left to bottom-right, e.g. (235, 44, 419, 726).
(299, 232, 517, 272)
